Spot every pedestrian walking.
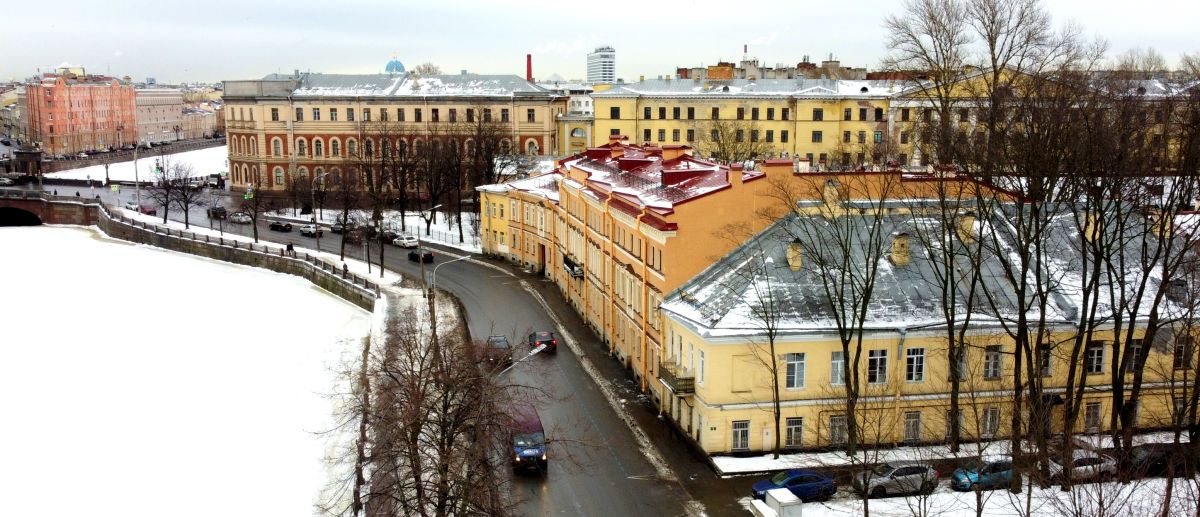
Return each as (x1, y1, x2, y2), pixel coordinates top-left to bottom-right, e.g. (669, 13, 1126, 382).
(74, 191, 80, 197)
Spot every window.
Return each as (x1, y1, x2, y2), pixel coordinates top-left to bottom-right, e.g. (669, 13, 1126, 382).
(672, 107, 680, 119)
(984, 345, 1003, 379)
(449, 109, 456, 123)
(830, 352, 849, 383)
(1085, 402, 1102, 432)
(657, 129, 666, 142)
(781, 130, 788, 143)
(610, 107, 620, 119)
(785, 353, 806, 389)
(273, 167, 284, 186)
(737, 107, 745, 120)
(843, 131, 851, 143)
(698, 350, 705, 383)
(785, 417, 804, 448)
(874, 131, 883, 143)
(363, 109, 370, 121)
(314, 140, 323, 157)
(1176, 336, 1194, 370)
(858, 131, 866, 144)
(735, 129, 744, 142)
(751, 107, 759, 120)
(310, 108, 320, 121)
(431, 109, 439, 122)
(843, 107, 852, 121)
(686, 107, 694, 119)
(1085, 342, 1105, 374)
(958, 108, 969, 122)
(829, 415, 847, 445)
(294, 107, 303, 121)
(765, 130, 774, 143)
(610, 128, 620, 136)
(904, 412, 922, 443)
(812, 108, 823, 121)
(414, 109, 422, 122)
(656, 107, 665, 119)
(270, 108, 279, 121)
(859, 107, 867, 121)
(901, 108, 910, 122)
(875, 107, 884, 121)
(782, 108, 790, 121)
(526, 108, 535, 123)
(1124, 339, 1144, 372)
(766, 107, 775, 120)
(686, 129, 695, 142)
(484, 108, 493, 122)
(868, 350, 888, 384)
(923, 108, 933, 122)
(272, 138, 282, 156)
(731, 421, 750, 451)
(501, 109, 510, 122)
(643, 128, 651, 142)
(811, 131, 823, 143)
(1175, 397, 1187, 425)
(750, 130, 759, 142)
(711, 107, 720, 119)
(672, 129, 680, 142)
(1037, 343, 1053, 377)
(296, 139, 307, 156)
(900, 131, 909, 144)
(982, 407, 1000, 438)
(643, 107, 651, 119)
(329, 108, 338, 122)
(347, 108, 354, 122)
(906, 347, 925, 382)
(466, 109, 475, 122)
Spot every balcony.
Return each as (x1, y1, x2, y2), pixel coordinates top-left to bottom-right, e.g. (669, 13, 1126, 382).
(658, 361, 694, 395)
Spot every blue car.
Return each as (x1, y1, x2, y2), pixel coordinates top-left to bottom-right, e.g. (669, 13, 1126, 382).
(751, 469, 837, 502)
(950, 457, 1013, 491)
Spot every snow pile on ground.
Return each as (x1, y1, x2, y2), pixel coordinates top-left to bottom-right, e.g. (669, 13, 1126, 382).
(0, 225, 371, 517)
(47, 145, 228, 182)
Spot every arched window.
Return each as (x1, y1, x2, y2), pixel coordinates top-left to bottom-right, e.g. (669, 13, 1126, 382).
(297, 166, 309, 180)
(250, 137, 257, 155)
(296, 138, 307, 156)
(271, 138, 282, 156)
(397, 139, 408, 156)
(330, 139, 341, 157)
(431, 139, 442, 154)
(464, 139, 476, 156)
(273, 166, 285, 186)
(347, 139, 358, 156)
(413, 139, 424, 156)
(499, 138, 511, 154)
(364, 139, 374, 156)
(240, 136, 248, 155)
(525, 139, 539, 155)
(313, 139, 324, 157)
(570, 128, 586, 138)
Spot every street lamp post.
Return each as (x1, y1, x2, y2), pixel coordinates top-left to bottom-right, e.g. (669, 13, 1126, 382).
(311, 172, 330, 252)
(417, 203, 443, 299)
(429, 254, 470, 301)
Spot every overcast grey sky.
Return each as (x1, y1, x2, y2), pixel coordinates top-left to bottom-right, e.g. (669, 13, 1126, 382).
(3, 0, 1197, 84)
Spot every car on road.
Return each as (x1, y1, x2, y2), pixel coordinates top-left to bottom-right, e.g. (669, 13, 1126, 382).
(392, 234, 418, 248)
(751, 469, 837, 502)
(330, 222, 350, 234)
(0, 139, 11, 146)
(1049, 450, 1117, 483)
(206, 206, 227, 219)
(230, 212, 252, 224)
(0, 177, 14, 186)
(853, 461, 939, 497)
(269, 221, 293, 232)
(951, 457, 1013, 491)
(1130, 443, 1194, 477)
(510, 404, 547, 473)
(76, 152, 89, 159)
(479, 335, 513, 369)
(408, 248, 434, 263)
(300, 224, 323, 237)
(138, 205, 157, 215)
(526, 330, 558, 354)
(124, 201, 139, 211)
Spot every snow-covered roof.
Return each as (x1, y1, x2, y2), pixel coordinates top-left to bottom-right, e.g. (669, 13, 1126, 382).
(266, 72, 555, 99)
(476, 172, 562, 203)
(593, 78, 908, 98)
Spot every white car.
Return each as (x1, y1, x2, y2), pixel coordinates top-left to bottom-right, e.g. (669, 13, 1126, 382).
(229, 212, 252, 224)
(0, 177, 14, 186)
(392, 234, 419, 248)
(300, 224, 323, 237)
(124, 201, 139, 211)
(1049, 450, 1117, 483)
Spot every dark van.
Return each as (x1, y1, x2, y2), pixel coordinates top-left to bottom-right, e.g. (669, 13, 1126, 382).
(510, 404, 547, 473)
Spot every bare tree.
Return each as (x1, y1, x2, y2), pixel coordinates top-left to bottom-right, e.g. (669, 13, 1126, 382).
(690, 116, 772, 164)
(238, 167, 274, 243)
(169, 162, 207, 229)
(412, 62, 443, 76)
(147, 154, 183, 225)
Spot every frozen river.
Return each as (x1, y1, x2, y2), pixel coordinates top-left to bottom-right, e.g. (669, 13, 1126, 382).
(0, 226, 371, 516)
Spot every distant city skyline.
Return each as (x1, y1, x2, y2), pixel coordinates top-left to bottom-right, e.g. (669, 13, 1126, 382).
(2, 0, 1197, 84)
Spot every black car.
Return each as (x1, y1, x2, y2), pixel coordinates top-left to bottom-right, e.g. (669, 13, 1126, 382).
(527, 331, 558, 354)
(1131, 443, 1194, 477)
(480, 335, 513, 368)
(269, 221, 293, 232)
(0, 139, 10, 146)
(330, 223, 349, 234)
(206, 206, 227, 219)
(408, 248, 434, 263)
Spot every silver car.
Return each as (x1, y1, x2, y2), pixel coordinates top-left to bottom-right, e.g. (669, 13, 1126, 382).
(854, 461, 940, 497)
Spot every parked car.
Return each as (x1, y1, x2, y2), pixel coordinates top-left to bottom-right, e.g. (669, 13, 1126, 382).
(393, 234, 418, 248)
(76, 152, 89, 159)
(269, 221, 293, 232)
(206, 206, 227, 219)
(408, 248, 434, 263)
(951, 457, 1013, 491)
(229, 212, 252, 224)
(124, 201, 139, 211)
(138, 205, 157, 216)
(330, 222, 349, 234)
(853, 461, 939, 497)
(751, 469, 837, 502)
(510, 404, 547, 473)
(526, 330, 558, 354)
(1130, 443, 1194, 477)
(479, 335, 513, 369)
(0, 139, 11, 146)
(1049, 450, 1117, 483)
(300, 224, 323, 237)
(0, 177, 14, 186)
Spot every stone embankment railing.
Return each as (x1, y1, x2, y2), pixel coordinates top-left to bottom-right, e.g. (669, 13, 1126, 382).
(95, 202, 380, 310)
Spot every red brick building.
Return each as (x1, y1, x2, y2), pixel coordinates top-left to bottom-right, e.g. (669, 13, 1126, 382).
(19, 69, 137, 155)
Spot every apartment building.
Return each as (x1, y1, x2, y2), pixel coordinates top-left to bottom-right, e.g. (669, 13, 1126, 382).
(19, 70, 137, 155)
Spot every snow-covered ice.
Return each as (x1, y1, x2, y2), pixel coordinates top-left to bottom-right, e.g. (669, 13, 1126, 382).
(46, 145, 229, 182)
(0, 225, 370, 517)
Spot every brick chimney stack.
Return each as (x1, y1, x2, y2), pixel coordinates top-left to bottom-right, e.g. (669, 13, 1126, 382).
(526, 54, 533, 82)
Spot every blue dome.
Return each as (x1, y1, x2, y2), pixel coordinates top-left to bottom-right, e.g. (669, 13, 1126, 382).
(385, 58, 405, 74)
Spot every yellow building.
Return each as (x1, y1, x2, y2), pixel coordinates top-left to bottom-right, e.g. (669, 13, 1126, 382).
(657, 185, 1190, 454)
(591, 78, 911, 167)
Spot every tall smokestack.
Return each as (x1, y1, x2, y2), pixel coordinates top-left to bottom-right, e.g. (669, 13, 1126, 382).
(526, 54, 533, 82)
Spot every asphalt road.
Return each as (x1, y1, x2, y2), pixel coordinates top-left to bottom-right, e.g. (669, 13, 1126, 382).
(19, 183, 701, 516)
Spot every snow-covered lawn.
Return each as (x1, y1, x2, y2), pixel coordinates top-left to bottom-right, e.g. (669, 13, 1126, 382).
(746, 476, 1200, 516)
(271, 208, 482, 254)
(715, 432, 1187, 475)
(0, 225, 371, 517)
(46, 145, 228, 182)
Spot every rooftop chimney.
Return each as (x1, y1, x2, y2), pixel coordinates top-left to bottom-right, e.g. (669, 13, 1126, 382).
(786, 238, 803, 271)
(890, 232, 911, 266)
(526, 54, 533, 82)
